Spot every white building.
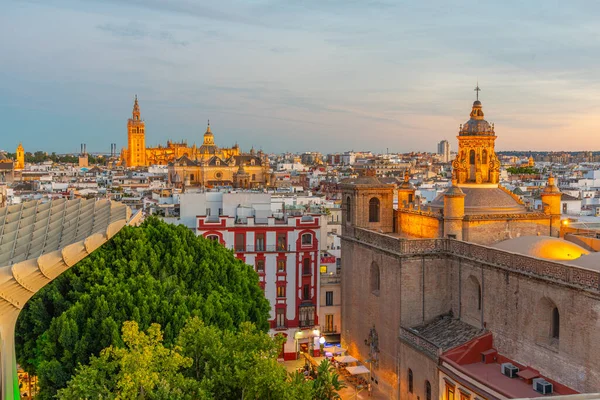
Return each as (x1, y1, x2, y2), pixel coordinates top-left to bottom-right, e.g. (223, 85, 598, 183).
(177, 192, 324, 360)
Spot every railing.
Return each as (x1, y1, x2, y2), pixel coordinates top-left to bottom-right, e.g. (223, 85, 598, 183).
(346, 227, 600, 292)
(323, 325, 338, 334)
(321, 274, 341, 284)
(399, 327, 442, 361)
(299, 319, 315, 328)
(233, 244, 290, 252)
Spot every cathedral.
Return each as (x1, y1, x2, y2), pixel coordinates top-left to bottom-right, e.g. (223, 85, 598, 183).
(340, 94, 600, 399)
(120, 97, 271, 189)
(120, 97, 241, 167)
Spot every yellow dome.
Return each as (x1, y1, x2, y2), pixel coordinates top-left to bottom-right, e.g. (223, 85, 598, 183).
(493, 236, 589, 261)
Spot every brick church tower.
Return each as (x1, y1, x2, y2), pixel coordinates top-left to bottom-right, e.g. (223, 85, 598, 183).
(126, 96, 146, 167)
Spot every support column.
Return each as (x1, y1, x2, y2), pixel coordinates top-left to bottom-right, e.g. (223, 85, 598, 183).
(1, 310, 20, 400)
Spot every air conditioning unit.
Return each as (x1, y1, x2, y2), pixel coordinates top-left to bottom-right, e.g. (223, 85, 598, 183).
(501, 363, 519, 378)
(533, 378, 553, 395)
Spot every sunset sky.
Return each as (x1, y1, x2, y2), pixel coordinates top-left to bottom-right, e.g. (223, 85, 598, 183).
(2, 0, 600, 154)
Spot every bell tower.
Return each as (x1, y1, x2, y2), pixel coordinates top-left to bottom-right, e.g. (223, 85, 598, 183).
(15, 143, 24, 170)
(127, 95, 146, 167)
(451, 85, 500, 185)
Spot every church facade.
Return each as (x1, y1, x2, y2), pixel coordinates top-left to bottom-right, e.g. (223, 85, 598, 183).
(340, 97, 600, 399)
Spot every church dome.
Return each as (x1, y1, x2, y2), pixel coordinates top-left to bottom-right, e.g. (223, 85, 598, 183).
(459, 100, 495, 136)
(493, 236, 589, 261)
(430, 187, 527, 215)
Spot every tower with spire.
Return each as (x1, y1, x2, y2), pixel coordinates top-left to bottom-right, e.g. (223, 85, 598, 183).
(451, 85, 500, 185)
(126, 95, 146, 167)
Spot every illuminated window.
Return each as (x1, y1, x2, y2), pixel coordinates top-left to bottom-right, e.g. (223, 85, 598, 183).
(277, 285, 286, 298)
(320, 265, 327, 274)
(277, 259, 286, 273)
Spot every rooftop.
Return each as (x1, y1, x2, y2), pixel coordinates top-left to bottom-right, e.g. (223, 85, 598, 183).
(410, 313, 485, 351)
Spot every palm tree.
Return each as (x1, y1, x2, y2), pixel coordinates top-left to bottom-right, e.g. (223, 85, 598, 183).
(312, 359, 346, 400)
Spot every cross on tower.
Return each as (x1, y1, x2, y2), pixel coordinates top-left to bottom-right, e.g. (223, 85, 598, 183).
(474, 83, 481, 101)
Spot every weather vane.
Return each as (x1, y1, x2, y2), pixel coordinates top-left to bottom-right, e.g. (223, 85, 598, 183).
(474, 82, 481, 101)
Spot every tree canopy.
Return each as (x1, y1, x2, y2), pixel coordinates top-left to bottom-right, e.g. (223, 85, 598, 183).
(16, 217, 270, 399)
(58, 318, 343, 400)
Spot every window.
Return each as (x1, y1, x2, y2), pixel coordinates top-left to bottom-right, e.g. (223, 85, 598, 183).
(346, 196, 351, 222)
(369, 197, 380, 222)
(408, 369, 413, 393)
(303, 258, 311, 275)
(326, 291, 333, 306)
(301, 233, 312, 246)
(425, 381, 431, 400)
(446, 384, 455, 400)
(256, 233, 265, 251)
(469, 149, 475, 164)
(320, 265, 327, 274)
(303, 284, 310, 300)
(277, 285, 286, 298)
(325, 314, 334, 332)
(252, 174, 256, 181)
(277, 233, 287, 251)
(482, 149, 488, 164)
(552, 307, 560, 339)
(299, 305, 315, 327)
(206, 234, 219, 241)
(190, 174, 194, 181)
(256, 259, 265, 273)
(277, 259, 286, 273)
(371, 262, 380, 294)
(276, 308, 286, 328)
(234, 233, 245, 251)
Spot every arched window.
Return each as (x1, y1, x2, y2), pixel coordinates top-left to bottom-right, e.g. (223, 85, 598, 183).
(482, 149, 488, 164)
(301, 233, 312, 246)
(206, 234, 219, 241)
(552, 307, 560, 339)
(425, 380, 431, 400)
(536, 297, 560, 347)
(408, 369, 413, 393)
(469, 149, 476, 164)
(371, 262, 380, 294)
(369, 197, 380, 223)
(346, 196, 352, 222)
(466, 275, 482, 316)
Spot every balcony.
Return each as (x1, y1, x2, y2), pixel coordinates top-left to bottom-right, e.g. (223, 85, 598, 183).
(299, 319, 315, 328)
(233, 244, 290, 253)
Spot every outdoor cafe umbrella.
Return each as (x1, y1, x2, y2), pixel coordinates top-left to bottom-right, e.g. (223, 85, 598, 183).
(346, 365, 370, 375)
(335, 355, 358, 363)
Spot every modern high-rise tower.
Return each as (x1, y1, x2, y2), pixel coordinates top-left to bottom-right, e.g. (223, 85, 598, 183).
(437, 140, 450, 163)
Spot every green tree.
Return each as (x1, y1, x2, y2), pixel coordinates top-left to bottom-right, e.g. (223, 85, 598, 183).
(60, 318, 315, 400)
(57, 321, 204, 400)
(311, 359, 346, 400)
(16, 218, 270, 398)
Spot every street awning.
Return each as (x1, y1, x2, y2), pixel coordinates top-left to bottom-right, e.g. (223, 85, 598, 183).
(346, 365, 370, 375)
(335, 355, 358, 363)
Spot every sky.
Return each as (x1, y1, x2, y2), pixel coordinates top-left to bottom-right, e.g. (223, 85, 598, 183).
(2, 0, 600, 155)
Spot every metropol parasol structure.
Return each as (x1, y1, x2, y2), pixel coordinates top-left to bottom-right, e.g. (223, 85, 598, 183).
(0, 196, 131, 399)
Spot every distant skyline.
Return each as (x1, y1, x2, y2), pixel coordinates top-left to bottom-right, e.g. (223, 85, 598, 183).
(3, 1, 600, 154)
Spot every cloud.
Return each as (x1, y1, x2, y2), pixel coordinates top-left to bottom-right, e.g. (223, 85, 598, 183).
(97, 22, 189, 46)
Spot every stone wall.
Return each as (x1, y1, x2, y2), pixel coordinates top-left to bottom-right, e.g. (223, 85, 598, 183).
(396, 210, 442, 239)
(342, 227, 600, 395)
(462, 216, 559, 245)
